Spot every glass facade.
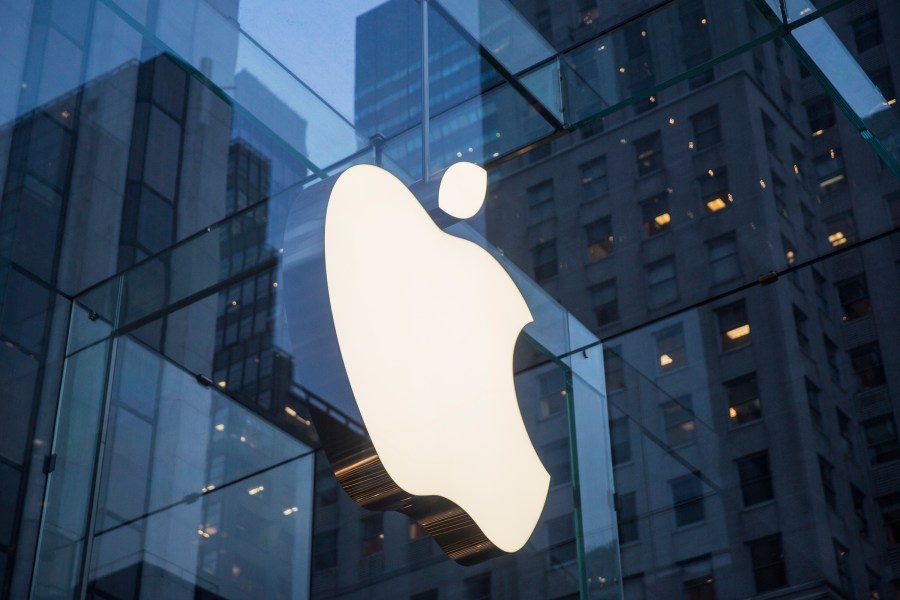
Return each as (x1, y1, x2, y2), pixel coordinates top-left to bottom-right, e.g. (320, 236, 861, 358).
(1, 0, 899, 598)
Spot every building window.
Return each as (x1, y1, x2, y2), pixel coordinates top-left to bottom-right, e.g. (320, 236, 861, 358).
(464, 573, 491, 600)
(313, 529, 338, 571)
(538, 370, 567, 418)
(819, 455, 836, 509)
(681, 555, 715, 600)
(863, 415, 900, 465)
(747, 534, 788, 593)
(726, 373, 761, 426)
(761, 112, 778, 156)
(707, 231, 740, 284)
(806, 378, 823, 430)
(546, 514, 576, 566)
(642, 194, 671, 236)
(851, 485, 868, 537)
(813, 269, 828, 313)
(869, 67, 896, 105)
(647, 256, 679, 308)
(580, 157, 608, 200)
(362, 515, 384, 555)
(772, 175, 788, 219)
(532, 240, 558, 282)
(586, 217, 614, 260)
(825, 210, 857, 248)
(834, 540, 852, 592)
(837, 275, 873, 321)
(655, 324, 687, 372)
(616, 492, 639, 544)
(782, 235, 796, 265)
(805, 96, 835, 135)
(793, 306, 809, 352)
(815, 151, 846, 191)
(591, 279, 619, 325)
(690, 106, 721, 151)
(663, 396, 696, 447)
(670, 473, 705, 526)
(824, 335, 840, 381)
(885, 507, 900, 544)
(849, 342, 886, 391)
(716, 301, 750, 350)
(543, 440, 572, 486)
(852, 11, 882, 53)
(700, 167, 731, 213)
(527, 180, 555, 223)
(610, 416, 632, 465)
(737, 451, 773, 507)
(604, 347, 625, 392)
(635, 132, 663, 175)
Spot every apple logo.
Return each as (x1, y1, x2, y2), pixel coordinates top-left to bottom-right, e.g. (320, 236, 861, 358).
(322, 162, 550, 564)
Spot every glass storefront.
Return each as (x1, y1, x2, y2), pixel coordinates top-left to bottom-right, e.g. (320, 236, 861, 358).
(1, 0, 899, 598)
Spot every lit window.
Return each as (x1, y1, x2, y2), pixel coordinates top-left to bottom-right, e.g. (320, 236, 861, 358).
(700, 167, 731, 213)
(655, 324, 686, 372)
(586, 217, 614, 260)
(642, 194, 671, 236)
(716, 301, 750, 350)
(737, 451, 773, 507)
(662, 396, 695, 447)
(726, 373, 761, 426)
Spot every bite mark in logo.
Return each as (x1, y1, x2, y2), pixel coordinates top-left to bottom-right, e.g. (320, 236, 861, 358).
(323, 163, 550, 563)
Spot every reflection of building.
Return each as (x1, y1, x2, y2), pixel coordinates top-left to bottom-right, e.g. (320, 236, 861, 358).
(484, 1, 900, 598)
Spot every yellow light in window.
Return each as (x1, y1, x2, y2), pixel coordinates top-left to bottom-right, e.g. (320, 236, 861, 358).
(729, 407, 737, 419)
(812, 129, 824, 137)
(659, 353, 673, 366)
(682, 421, 695, 432)
(793, 164, 800, 174)
(700, 17, 708, 24)
(214, 423, 225, 432)
(248, 485, 264, 496)
(786, 250, 795, 264)
(654, 212, 671, 227)
(829, 148, 836, 159)
(819, 174, 845, 188)
(688, 141, 695, 149)
(649, 96, 656, 103)
(725, 324, 750, 340)
(668, 117, 676, 125)
(759, 179, 766, 188)
(888, 98, 896, 105)
(197, 529, 211, 539)
(707, 198, 727, 212)
(272, 281, 278, 288)
(619, 67, 626, 73)
(285, 406, 297, 417)
(217, 380, 227, 388)
(708, 169, 715, 177)
(282, 506, 299, 516)
(641, 30, 647, 37)
(828, 231, 847, 247)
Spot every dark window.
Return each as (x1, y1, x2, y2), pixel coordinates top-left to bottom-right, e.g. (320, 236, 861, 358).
(819, 455, 836, 509)
(801, 204, 816, 243)
(748, 534, 787, 593)
(543, 440, 571, 485)
(726, 373, 761, 426)
(806, 379, 823, 430)
(849, 342, 886, 390)
(662, 396, 696, 446)
(805, 96, 835, 134)
(837, 275, 873, 321)
(863, 415, 900, 465)
(670, 473, 705, 526)
(707, 231, 741, 284)
(690, 106, 721, 150)
(813, 269, 828, 313)
(772, 175, 788, 219)
(580, 157, 608, 200)
(362, 515, 384, 555)
(411, 590, 438, 600)
(313, 529, 338, 570)
(681, 555, 715, 600)
(852, 11, 883, 53)
(546, 514, 576, 566)
(538, 370, 566, 418)
(647, 256, 679, 308)
(605, 348, 626, 392)
(610, 417, 632, 465)
(616, 492, 639, 544)
(761, 112, 777, 156)
(851, 485, 868, 537)
(885, 507, 900, 544)
(532, 240, 558, 282)
(834, 540, 852, 592)
(655, 324, 687, 372)
(635, 132, 663, 175)
(716, 301, 750, 351)
(737, 451, 773, 506)
(527, 180, 555, 223)
(700, 167, 731, 213)
(824, 336, 840, 380)
(642, 194, 671, 236)
(591, 279, 619, 325)
(464, 573, 491, 600)
(869, 66, 896, 104)
(888, 191, 900, 227)
(586, 217, 614, 260)
(793, 306, 809, 352)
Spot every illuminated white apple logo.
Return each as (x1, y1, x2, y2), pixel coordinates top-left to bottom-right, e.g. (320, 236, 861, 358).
(324, 163, 550, 557)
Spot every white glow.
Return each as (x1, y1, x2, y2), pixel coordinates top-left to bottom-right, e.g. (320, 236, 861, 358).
(438, 162, 487, 219)
(324, 164, 550, 553)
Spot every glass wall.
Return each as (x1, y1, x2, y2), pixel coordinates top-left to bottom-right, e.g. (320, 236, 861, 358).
(1, 0, 899, 598)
